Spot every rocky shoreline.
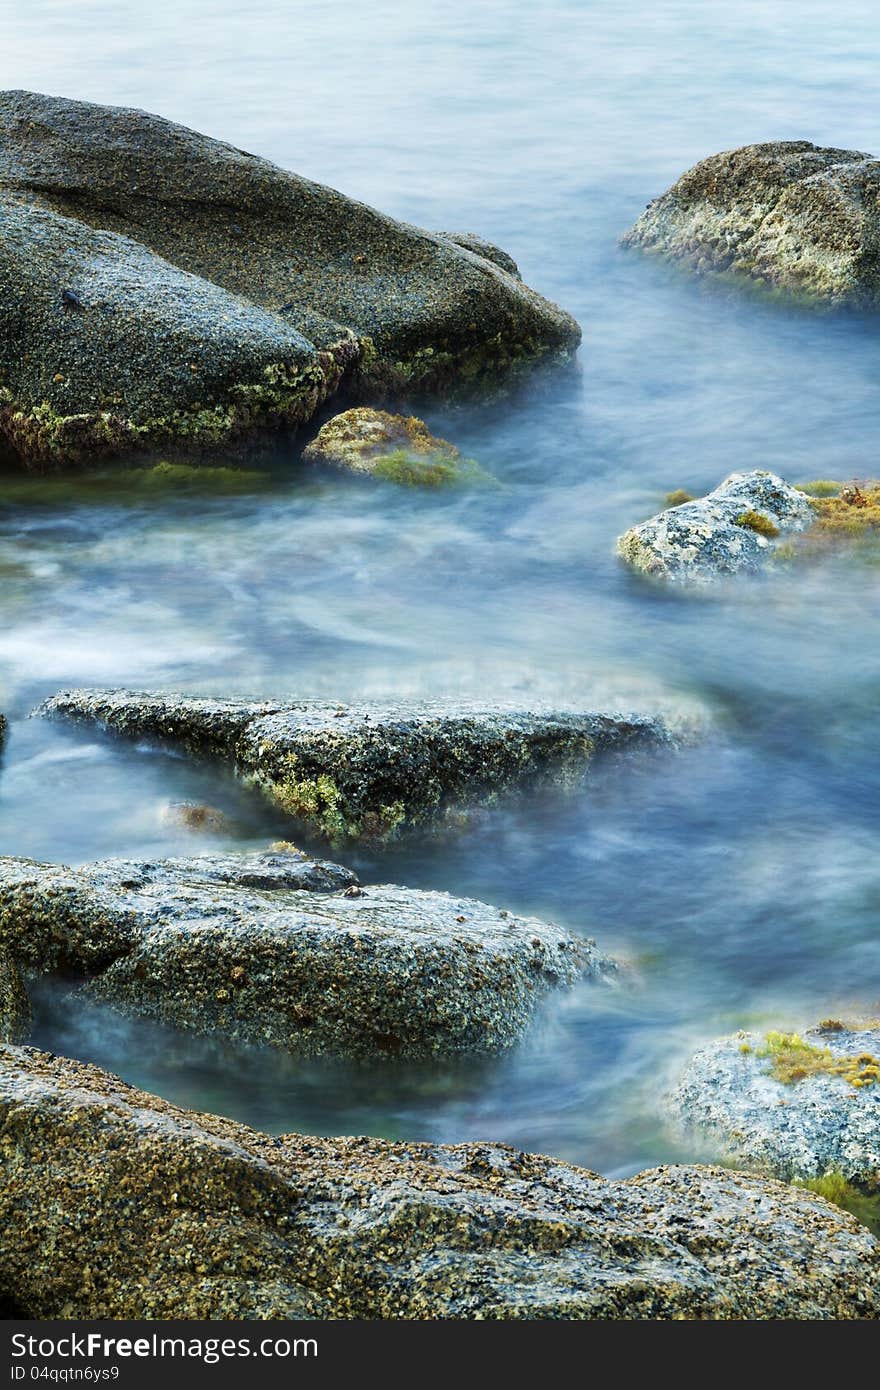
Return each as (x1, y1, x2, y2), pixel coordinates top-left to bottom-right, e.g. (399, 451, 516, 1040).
(1, 90, 880, 1320)
(2, 1044, 877, 1319)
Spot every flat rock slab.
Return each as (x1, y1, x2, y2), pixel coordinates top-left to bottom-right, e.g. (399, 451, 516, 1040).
(0, 90, 579, 468)
(2, 1046, 877, 1319)
(670, 1024, 880, 1186)
(623, 140, 880, 306)
(0, 853, 608, 1058)
(618, 471, 815, 584)
(40, 689, 683, 844)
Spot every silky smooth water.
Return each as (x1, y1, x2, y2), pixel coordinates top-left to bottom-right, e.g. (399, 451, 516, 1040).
(2, 0, 880, 1175)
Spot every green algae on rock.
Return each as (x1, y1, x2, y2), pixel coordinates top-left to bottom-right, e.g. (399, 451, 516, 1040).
(2, 1045, 878, 1320)
(618, 471, 816, 585)
(0, 90, 580, 469)
(622, 141, 880, 307)
(39, 689, 684, 845)
(670, 1022, 880, 1195)
(302, 406, 484, 486)
(0, 853, 608, 1059)
(0, 949, 29, 1044)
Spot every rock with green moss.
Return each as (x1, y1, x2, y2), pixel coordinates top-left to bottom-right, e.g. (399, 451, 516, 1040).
(302, 407, 478, 486)
(618, 471, 816, 584)
(0, 90, 579, 469)
(0, 853, 609, 1059)
(0, 949, 29, 1044)
(622, 141, 880, 306)
(40, 688, 685, 844)
(2, 1045, 878, 1319)
(670, 1022, 880, 1192)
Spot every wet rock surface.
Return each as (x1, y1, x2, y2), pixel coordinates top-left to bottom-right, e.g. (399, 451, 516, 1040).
(623, 140, 880, 306)
(671, 1023, 880, 1187)
(302, 406, 477, 486)
(618, 471, 816, 584)
(39, 689, 683, 844)
(2, 1045, 877, 1319)
(0, 90, 579, 468)
(0, 949, 30, 1044)
(0, 853, 607, 1058)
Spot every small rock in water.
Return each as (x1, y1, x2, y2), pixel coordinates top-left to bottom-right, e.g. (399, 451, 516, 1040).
(302, 407, 482, 487)
(623, 140, 880, 307)
(617, 470, 816, 584)
(670, 1020, 880, 1192)
(158, 800, 232, 835)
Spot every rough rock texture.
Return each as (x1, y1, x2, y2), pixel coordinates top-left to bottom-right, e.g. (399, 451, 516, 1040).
(618, 471, 816, 584)
(0, 90, 580, 469)
(0, 854, 606, 1058)
(438, 232, 521, 279)
(622, 141, 880, 306)
(2, 1046, 878, 1320)
(0, 713, 6, 747)
(0, 949, 29, 1044)
(302, 406, 476, 485)
(39, 689, 682, 844)
(671, 1024, 880, 1187)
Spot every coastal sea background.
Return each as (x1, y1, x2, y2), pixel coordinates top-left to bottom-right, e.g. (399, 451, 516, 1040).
(2, 0, 880, 1175)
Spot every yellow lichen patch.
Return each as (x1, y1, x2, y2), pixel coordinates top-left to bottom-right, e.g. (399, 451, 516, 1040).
(794, 1172, 880, 1237)
(807, 482, 880, 540)
(758, 1031, 880, 1088)
(664, 489, 694, 507)
(734, 509, 780, 538)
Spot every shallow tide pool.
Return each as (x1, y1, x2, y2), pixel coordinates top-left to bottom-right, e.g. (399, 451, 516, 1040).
(2, 0, 880, 1176)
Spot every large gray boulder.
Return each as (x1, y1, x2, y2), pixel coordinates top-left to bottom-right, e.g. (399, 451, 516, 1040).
(0, 91, 580, 469)
(2, 1045, 877, 1319)
(618, 471, 816, 584)
(0, 853, 608, 1058)
(670, 1022, 880, 1190)
(623, 141, 880, 306)
(39, 689, 684, 844)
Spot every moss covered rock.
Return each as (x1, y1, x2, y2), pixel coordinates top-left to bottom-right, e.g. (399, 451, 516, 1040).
(40, 688, 683, 844)
(0, 90, 579, 469)
(2, 1045, 878, 1319)
(623, 141, 880, 306)
(670, 1021, 880, 1195)
(0, 853, 608, 1059)
(0, 949, 29, 1044)
(618, 471, 816, 584)
(302, 407, 481, 486)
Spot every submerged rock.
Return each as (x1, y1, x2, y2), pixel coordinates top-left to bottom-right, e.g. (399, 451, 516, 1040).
(0, 853, 607, 1058)
(2, 1046, 877, 1320)
(0, 90, 579, 469)
(622, 141, 880, 306)
(158, 800, 232, 836)
(0, 949, 29, 1044)
(618, 471, 816, 584)
(670, 1022, 880, 1190)
(40, 689, 682, 844)
(302, 407, 481, 486)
